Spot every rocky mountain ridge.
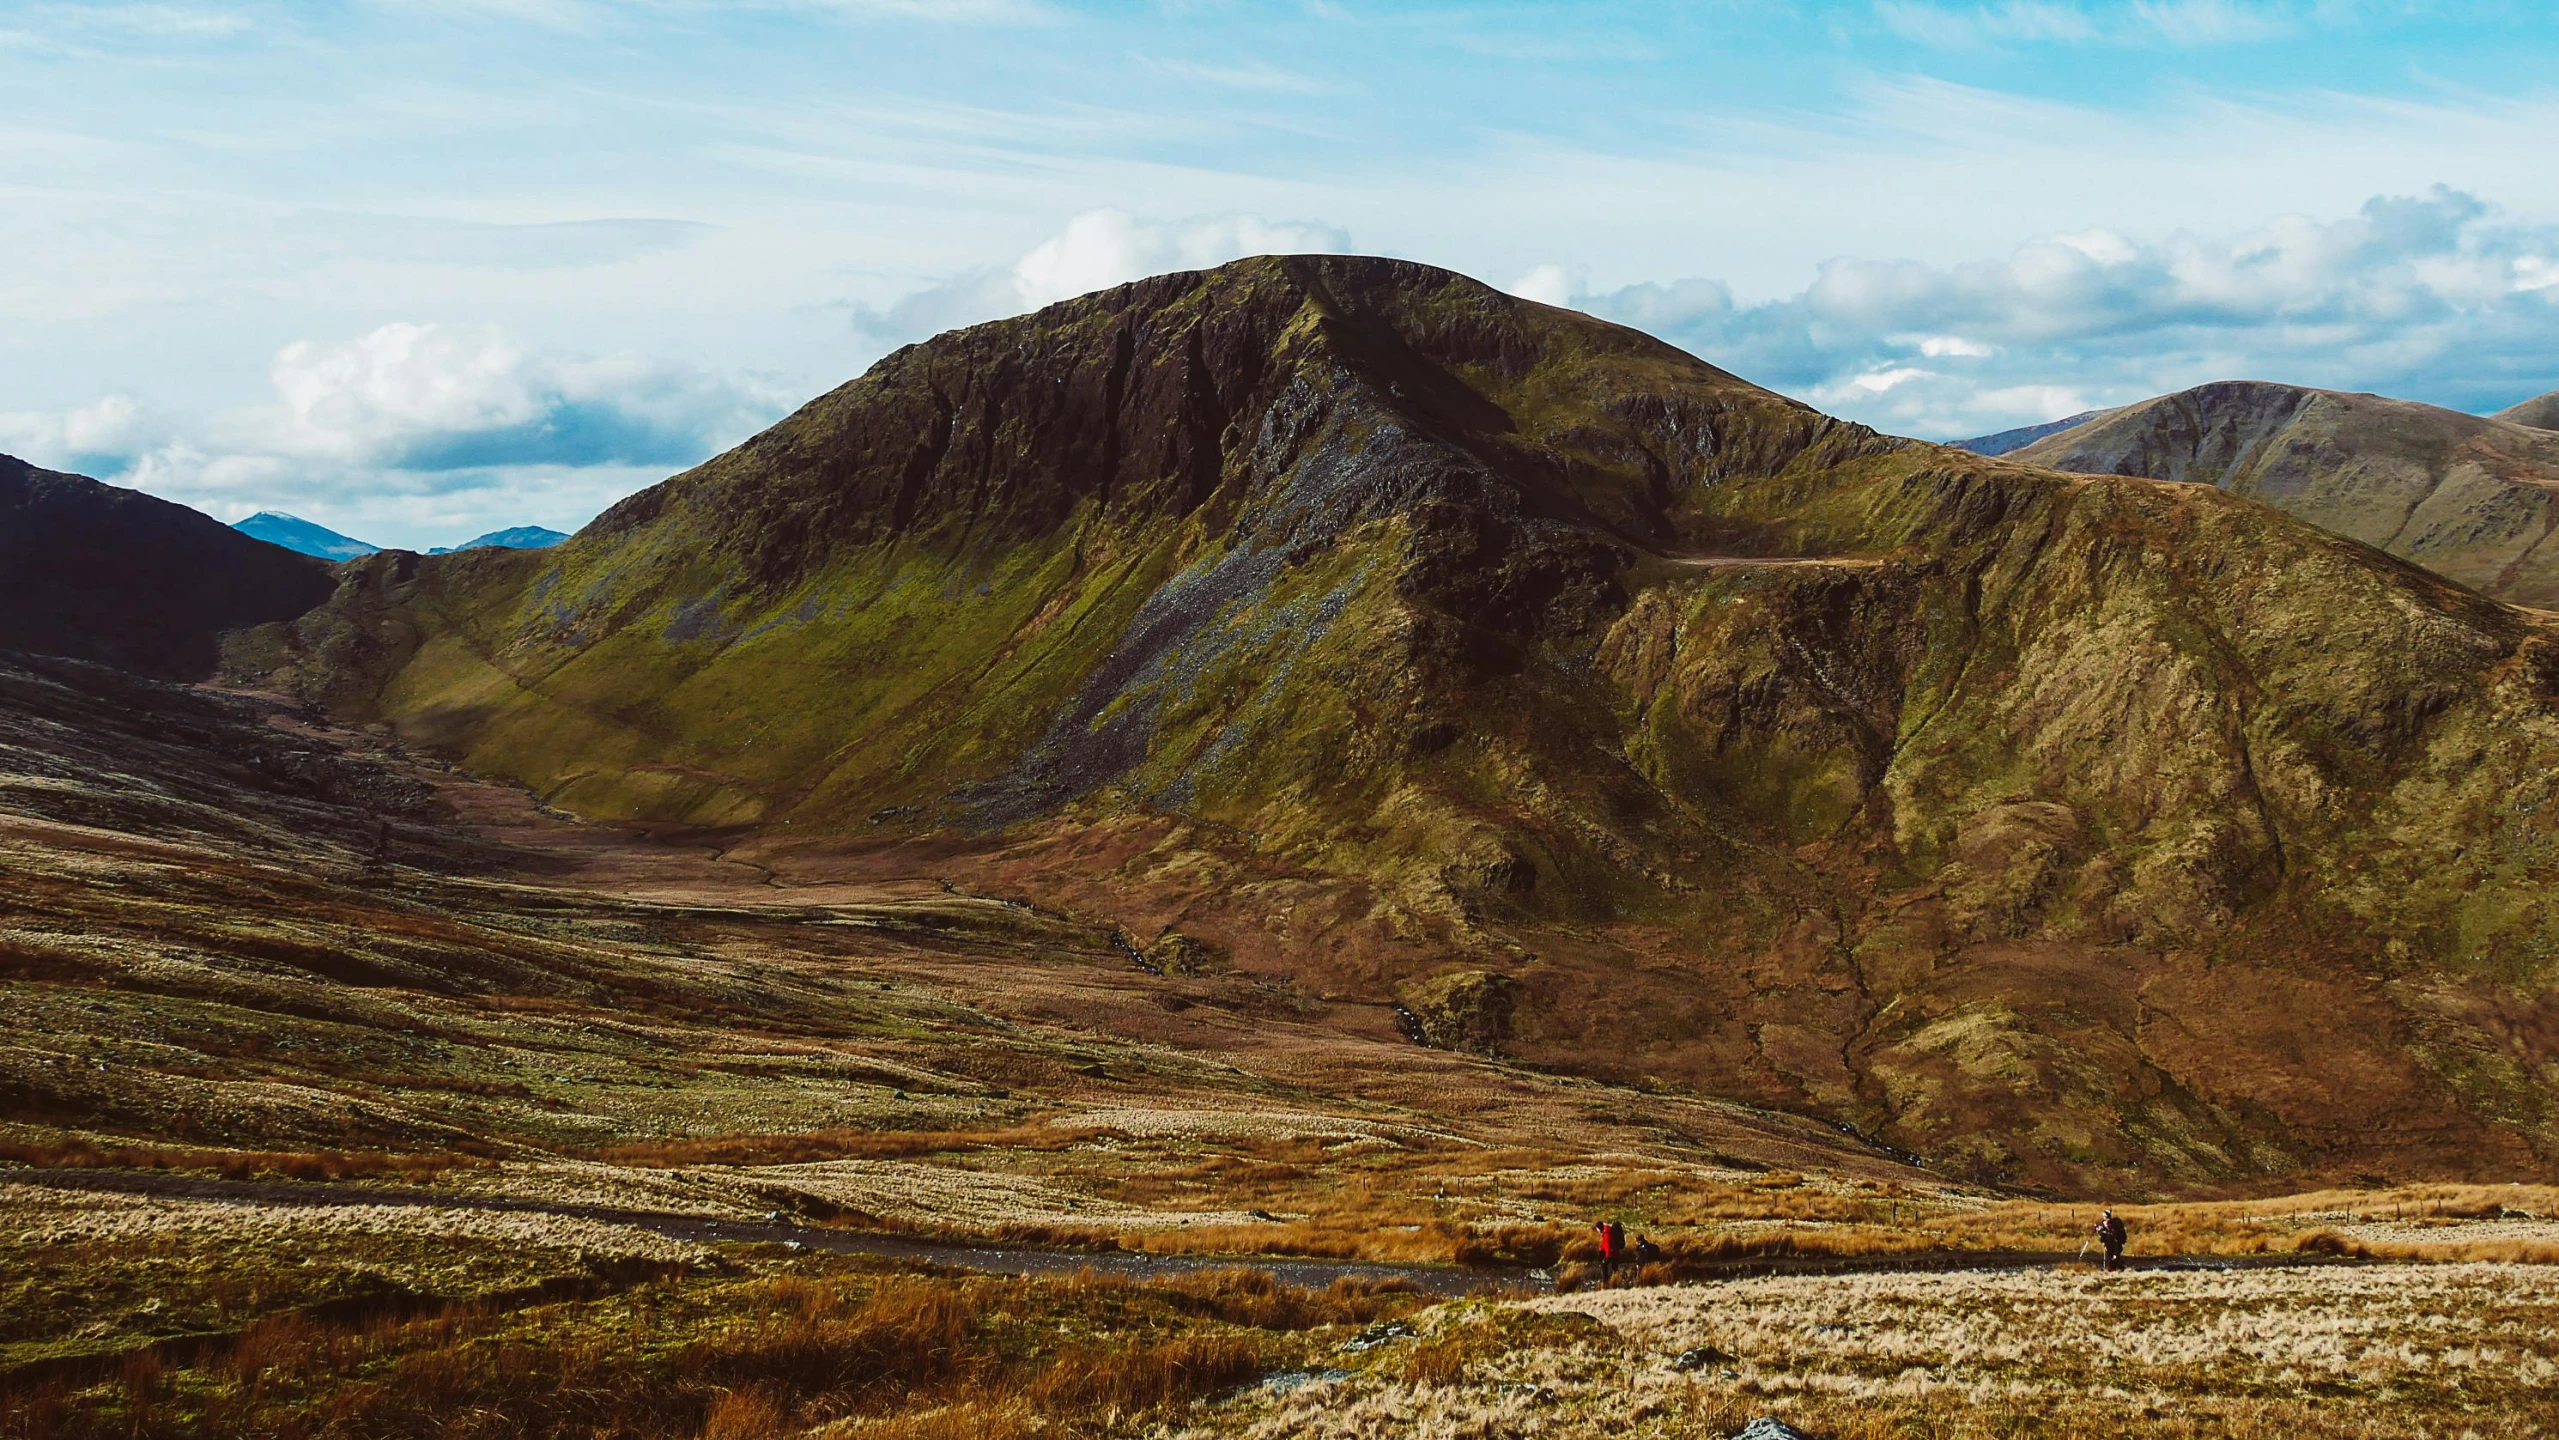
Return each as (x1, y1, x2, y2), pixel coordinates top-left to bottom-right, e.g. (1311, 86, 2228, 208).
(2010, 380, 2559, 605)
(237, 256, 2559, 1194)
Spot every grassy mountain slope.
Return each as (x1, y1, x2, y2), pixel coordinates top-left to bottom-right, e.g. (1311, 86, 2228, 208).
(2500, 390, 2559, 431)
(263, 257, 2559, 1195)
(2012, 380, 2559, 605)
(0, 457, 339, 679)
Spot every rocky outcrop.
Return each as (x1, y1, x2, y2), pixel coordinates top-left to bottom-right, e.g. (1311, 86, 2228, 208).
(1398, 970, 1521, 1054)
(2011, 380, 2559, 605)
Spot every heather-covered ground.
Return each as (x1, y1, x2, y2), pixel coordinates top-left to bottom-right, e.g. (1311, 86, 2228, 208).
(8, 651, 2559, 1437)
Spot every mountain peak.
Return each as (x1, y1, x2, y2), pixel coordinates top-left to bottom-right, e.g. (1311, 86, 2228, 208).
(253, 259, 2559, 1191)
(589, 251, 1846, 591)
(428, 525, 571, 555)
(2011, 378, 2559, 604)
(233, 511, 381, 561)
(2498, 389, 2559, 431)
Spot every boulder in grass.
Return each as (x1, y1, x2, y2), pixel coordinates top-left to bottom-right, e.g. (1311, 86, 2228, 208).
(1731, 1418, 1818, 1440)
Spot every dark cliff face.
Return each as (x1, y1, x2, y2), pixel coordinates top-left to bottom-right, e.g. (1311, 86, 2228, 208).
(2013, 380, 2559, 605)
(272, 257, 2559, 1196)
(0, 457, 339, 680)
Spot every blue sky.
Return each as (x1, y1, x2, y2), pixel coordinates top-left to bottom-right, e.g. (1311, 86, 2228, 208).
(3, 1, 2555, 547)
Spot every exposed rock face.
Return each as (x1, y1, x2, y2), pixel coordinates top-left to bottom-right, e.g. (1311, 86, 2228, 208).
(2012, 380, 2559, 605)
(2499, 391, 2559, 432)
(1398, 969, 1521, 1054)
(271, 258, 2559, 1195)
(0, 457, 338, 680)
(1143, 931, 1217, 976)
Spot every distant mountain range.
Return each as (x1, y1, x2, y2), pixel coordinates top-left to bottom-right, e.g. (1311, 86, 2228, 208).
(1957, 383, 2559, 605)
(230, 513, 572, 560)
(1945, 411, 2102, 457)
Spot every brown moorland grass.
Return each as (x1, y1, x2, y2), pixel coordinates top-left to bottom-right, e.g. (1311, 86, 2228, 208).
(582, 1123, 1095, 1169)
(0, 1136, 491, 1182)
(0, 1258, 1423, 1440)
(1191, 1262, 2559, 1440)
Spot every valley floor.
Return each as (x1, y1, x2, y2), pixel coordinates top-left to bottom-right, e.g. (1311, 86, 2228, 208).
(3, 651, 2557, 1437)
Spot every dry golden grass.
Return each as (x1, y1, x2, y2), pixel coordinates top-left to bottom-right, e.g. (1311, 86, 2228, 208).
(0, 1136, 489, 1182)
(1187, 1261, 2559, 1439)
(1, 1259, 1421, 1440)
(581, 1123, 1091, 1169)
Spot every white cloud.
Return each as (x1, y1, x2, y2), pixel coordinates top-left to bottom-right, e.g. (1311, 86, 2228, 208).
(0, 394, 164, 472)
(238, 322, 770, 472)
(4, 325, 785, 548)
(1846, 366, 1932, 393)
(1012, 210, 1351, 308)
(1576, 187, 2559, 437)
(1506, 264, 1579, 308)
(857, 208, 1354, 341)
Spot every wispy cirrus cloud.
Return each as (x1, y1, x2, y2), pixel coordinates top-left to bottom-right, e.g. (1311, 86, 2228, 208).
(1143, 56, 1334, 94)
(1877, 0, 2301, 50)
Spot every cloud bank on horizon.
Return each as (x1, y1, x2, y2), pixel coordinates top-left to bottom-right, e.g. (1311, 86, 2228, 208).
(1, 0, 2554, 545)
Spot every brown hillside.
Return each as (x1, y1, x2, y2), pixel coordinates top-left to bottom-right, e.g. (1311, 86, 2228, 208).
(2013, 380, 2559, 605)
(2498, 389, 2559, 431)
(255, 257, 2559, 1196)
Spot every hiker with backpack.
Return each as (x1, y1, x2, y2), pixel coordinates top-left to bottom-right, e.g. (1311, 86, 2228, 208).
(2096, 1208, 2129, 1271)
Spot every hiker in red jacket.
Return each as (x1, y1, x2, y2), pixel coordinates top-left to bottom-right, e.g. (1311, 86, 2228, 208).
(1596, 1219, 1626, 1282)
